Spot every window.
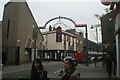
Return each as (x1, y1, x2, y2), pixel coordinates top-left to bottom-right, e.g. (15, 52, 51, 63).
(56, 32, 62, 42)
(72, 37, 74, 46)
(77, 39, 79, 43)
(64, 35, 66, 41)
(32, 24, 35, 28)
(7, 19, 10, 39)
(80, 41, 82, 44)
(67, 36, 70, 41)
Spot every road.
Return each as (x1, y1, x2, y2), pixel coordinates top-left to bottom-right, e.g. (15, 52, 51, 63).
(2, 62, 116, 79)
(2, 61, 64, 78)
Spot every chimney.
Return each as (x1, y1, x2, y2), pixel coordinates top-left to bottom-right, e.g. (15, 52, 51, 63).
(49, 25, 52, 31)
(79, 32, 83, 37)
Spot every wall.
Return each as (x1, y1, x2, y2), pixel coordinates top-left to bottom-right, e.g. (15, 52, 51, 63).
(0, 21, 2, 61)
(2, 2, 43, 65)
(115, 11, 120, 78)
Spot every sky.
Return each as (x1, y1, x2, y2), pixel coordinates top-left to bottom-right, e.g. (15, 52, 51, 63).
(0, 0, 110, 43)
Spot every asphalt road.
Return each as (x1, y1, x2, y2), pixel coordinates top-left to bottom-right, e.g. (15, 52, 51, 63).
(2, 61, 64, 78)
(2, 62, 118, 79)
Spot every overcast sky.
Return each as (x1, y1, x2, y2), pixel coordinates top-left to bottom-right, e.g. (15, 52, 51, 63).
(0, 0, 110, 43)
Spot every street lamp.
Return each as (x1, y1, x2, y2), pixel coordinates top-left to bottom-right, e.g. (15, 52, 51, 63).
(75, 24, 89, 66)
(33, 27, 38, 60)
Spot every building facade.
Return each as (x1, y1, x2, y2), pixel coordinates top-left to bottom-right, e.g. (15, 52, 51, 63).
(65, 29, 84, 52)
(41, 26, 101, 61)
(101, 1, 120, 78)
(101, 10, 115, 47)
(0, 21, 2, 62)
(2, 2, 44, 65)
(41, 27, 84, 61)
(114, 3, 120, 78)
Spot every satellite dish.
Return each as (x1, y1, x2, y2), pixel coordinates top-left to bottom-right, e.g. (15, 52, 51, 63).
(101, 0, 111, 6)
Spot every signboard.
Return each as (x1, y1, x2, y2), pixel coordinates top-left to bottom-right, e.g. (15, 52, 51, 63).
(25, 51, 28, 56)
(75, 24, 87, 27)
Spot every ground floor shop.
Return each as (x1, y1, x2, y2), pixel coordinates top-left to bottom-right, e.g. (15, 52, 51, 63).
(38, 50, 76, 61)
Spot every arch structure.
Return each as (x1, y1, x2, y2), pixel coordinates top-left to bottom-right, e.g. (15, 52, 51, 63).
(38, 16, 77, 29)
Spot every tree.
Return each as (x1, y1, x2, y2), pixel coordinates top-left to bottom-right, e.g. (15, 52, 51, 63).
(94, 8, 111, 20)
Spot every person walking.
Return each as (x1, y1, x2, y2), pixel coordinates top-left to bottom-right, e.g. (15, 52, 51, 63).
(106, 54, 113, 79)
(30, 58, 49, 80)
(94, 56, 98, 67)
(58, 57, 80, 80)
(101, 55, 106, 67)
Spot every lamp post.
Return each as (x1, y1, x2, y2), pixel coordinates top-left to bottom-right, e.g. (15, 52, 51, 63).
(85, 25, 89, 66)
(75, 24, 89, 66)
(33, 27, 38, 60)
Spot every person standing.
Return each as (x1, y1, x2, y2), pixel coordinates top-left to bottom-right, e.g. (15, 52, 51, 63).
(47, 55, 50, 62)
(58, 58, 80, 80)
(106, 54, 113, 79)
(94, 56, 98, 67)
(62, 55, 65, 61)
(113, 58, 116, 75)
(30, 58, 49, 80)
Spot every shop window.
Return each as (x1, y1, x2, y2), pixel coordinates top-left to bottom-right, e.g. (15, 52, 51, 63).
(7, 19, 10, 39)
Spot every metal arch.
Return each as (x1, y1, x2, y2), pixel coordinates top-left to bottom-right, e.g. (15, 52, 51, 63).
(53, 22, 68, 28)
(44, 16, 76, 28)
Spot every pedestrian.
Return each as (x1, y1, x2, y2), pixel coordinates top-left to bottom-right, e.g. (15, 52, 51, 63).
(101, 55, 106, 67)
(58, 57, 80, 80)
(113, 58, 116, 75)
(30, 58, 49, 80)
(106, 54, 113, 79)
(62, 55, 65, 60)
(94, 56, 98, 67)
(47, 55, 50, 62)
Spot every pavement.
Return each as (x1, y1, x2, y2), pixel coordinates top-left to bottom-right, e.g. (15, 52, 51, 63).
(1, 61, 119, 80)
(77, 62, 115, 78)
